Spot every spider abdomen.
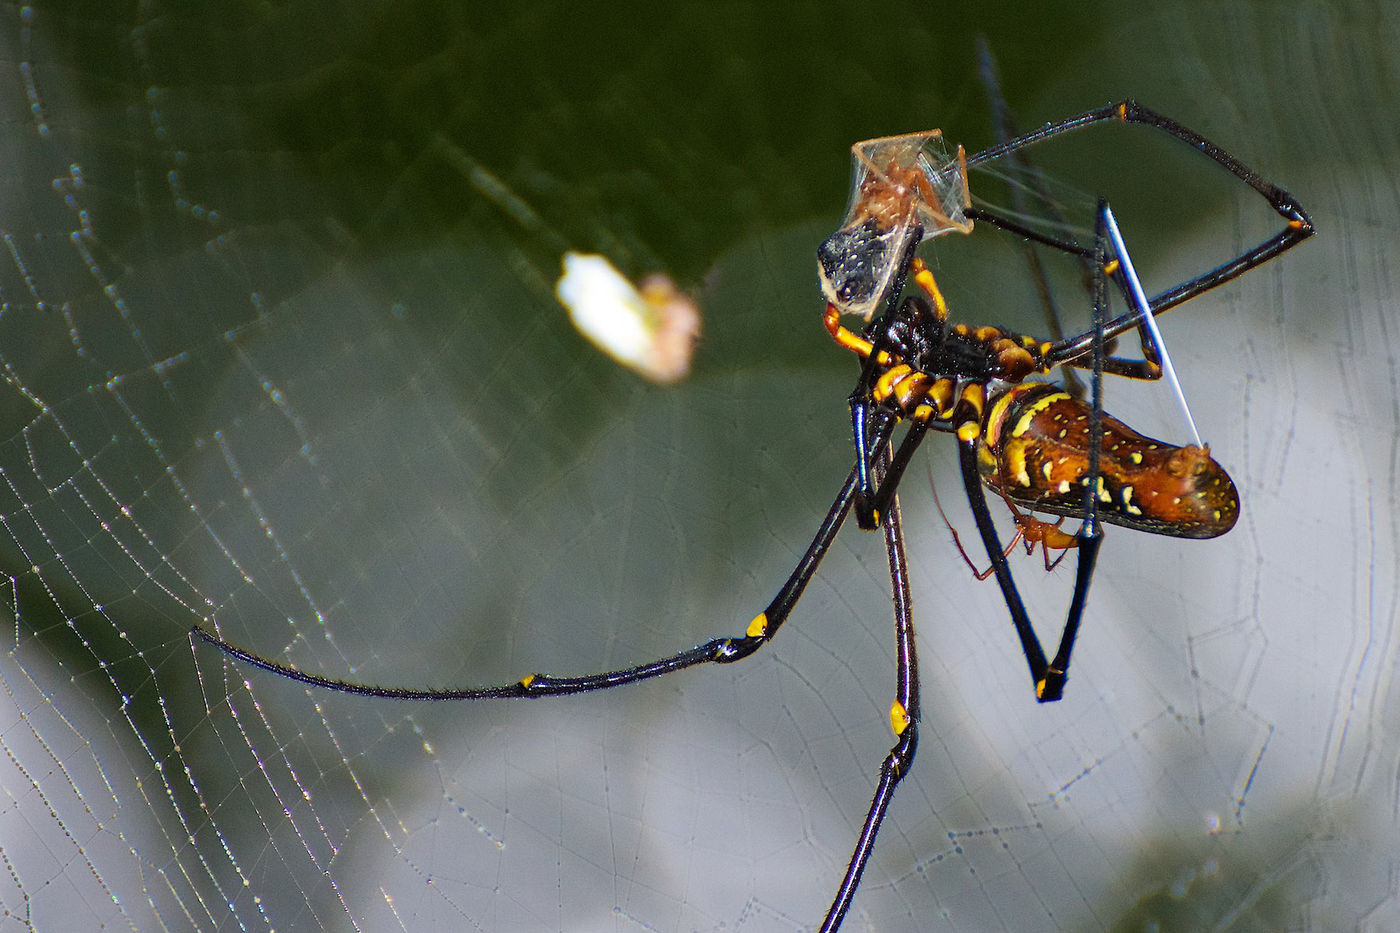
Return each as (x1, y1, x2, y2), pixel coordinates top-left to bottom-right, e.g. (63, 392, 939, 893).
(979, 383, 1239, 538)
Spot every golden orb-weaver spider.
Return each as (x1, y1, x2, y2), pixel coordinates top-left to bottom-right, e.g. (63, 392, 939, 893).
(195, 98, 1312, 931)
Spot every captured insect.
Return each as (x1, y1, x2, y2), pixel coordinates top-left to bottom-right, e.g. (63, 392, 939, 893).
(194, 98, 1313, 930)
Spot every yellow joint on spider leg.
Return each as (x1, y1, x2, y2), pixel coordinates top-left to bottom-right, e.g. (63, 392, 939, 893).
(747, 612, 769, 638)
(889, 700, 911, 736)
(913, 265, 948, 317)
(1035, 667, 1066, 701)
(956, 421, 980, 443)
(519, 673, 537, 689)
(1103, 259, 1120, 275)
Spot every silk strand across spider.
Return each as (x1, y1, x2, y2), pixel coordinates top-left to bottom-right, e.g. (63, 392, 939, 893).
(193, 100, 1313, 931)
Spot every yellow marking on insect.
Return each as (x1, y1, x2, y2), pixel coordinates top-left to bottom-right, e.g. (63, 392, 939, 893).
(1057, 480, 1071, 494)
(1288, 218, 1305, 229)
(889, 700, 910, 735)
(1009, 390, 1068, 442)
(1035, 677, 1049, 700)
(1103, 259, 1120, 275)
(747, 612, 768, 638)
(1116, 102, 1129, 121)
(912, 403, 934, 423)
(1096, 476, 1111, 502)
(519, 674, 537, 688)
(1007, 443, 1030, 486)
(977, 443, 998, 474)
(957, 421, 980, 442)
(982, 388, 1019, 442)
(1042, 461, 1054, 480)
(1122, 485, 1142, 515)
(1130, 451, 1144, 464)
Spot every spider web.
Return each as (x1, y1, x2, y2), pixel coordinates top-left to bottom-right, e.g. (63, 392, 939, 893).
(0, 3, 1396, 931)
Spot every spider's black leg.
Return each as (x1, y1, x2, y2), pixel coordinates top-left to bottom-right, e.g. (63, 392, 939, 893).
(953, 201, 1116, 702)
(974, 36, 1089, 399)
(850, 234, 923, 529)
(965, 199, 1181, 383)
(963, 99, 1311, 361)
(956, 404, 1052, 696)
(956, 386, 1103, 699)
(1002, 103, 1311, 362)
(863, 412, 931, 531)
(192, 417, 899, 701)
(819, 445, 919, 932)
(965, 197, 1174, 383)
(961, 206, 1093, 259)
(849, 395, 881, 527)
(752, 410, 897, 646)
(1038, 202, 1112, 697)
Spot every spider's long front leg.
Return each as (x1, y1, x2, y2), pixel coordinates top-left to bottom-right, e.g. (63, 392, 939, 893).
(819, 446, 920, 932)
(847, 233, 928, 529)
(841, 262, 959, 532)
(191, 418, 899, 701)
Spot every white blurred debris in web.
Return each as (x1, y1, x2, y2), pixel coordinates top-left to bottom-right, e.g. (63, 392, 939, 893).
(555, 251, 701, 383)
